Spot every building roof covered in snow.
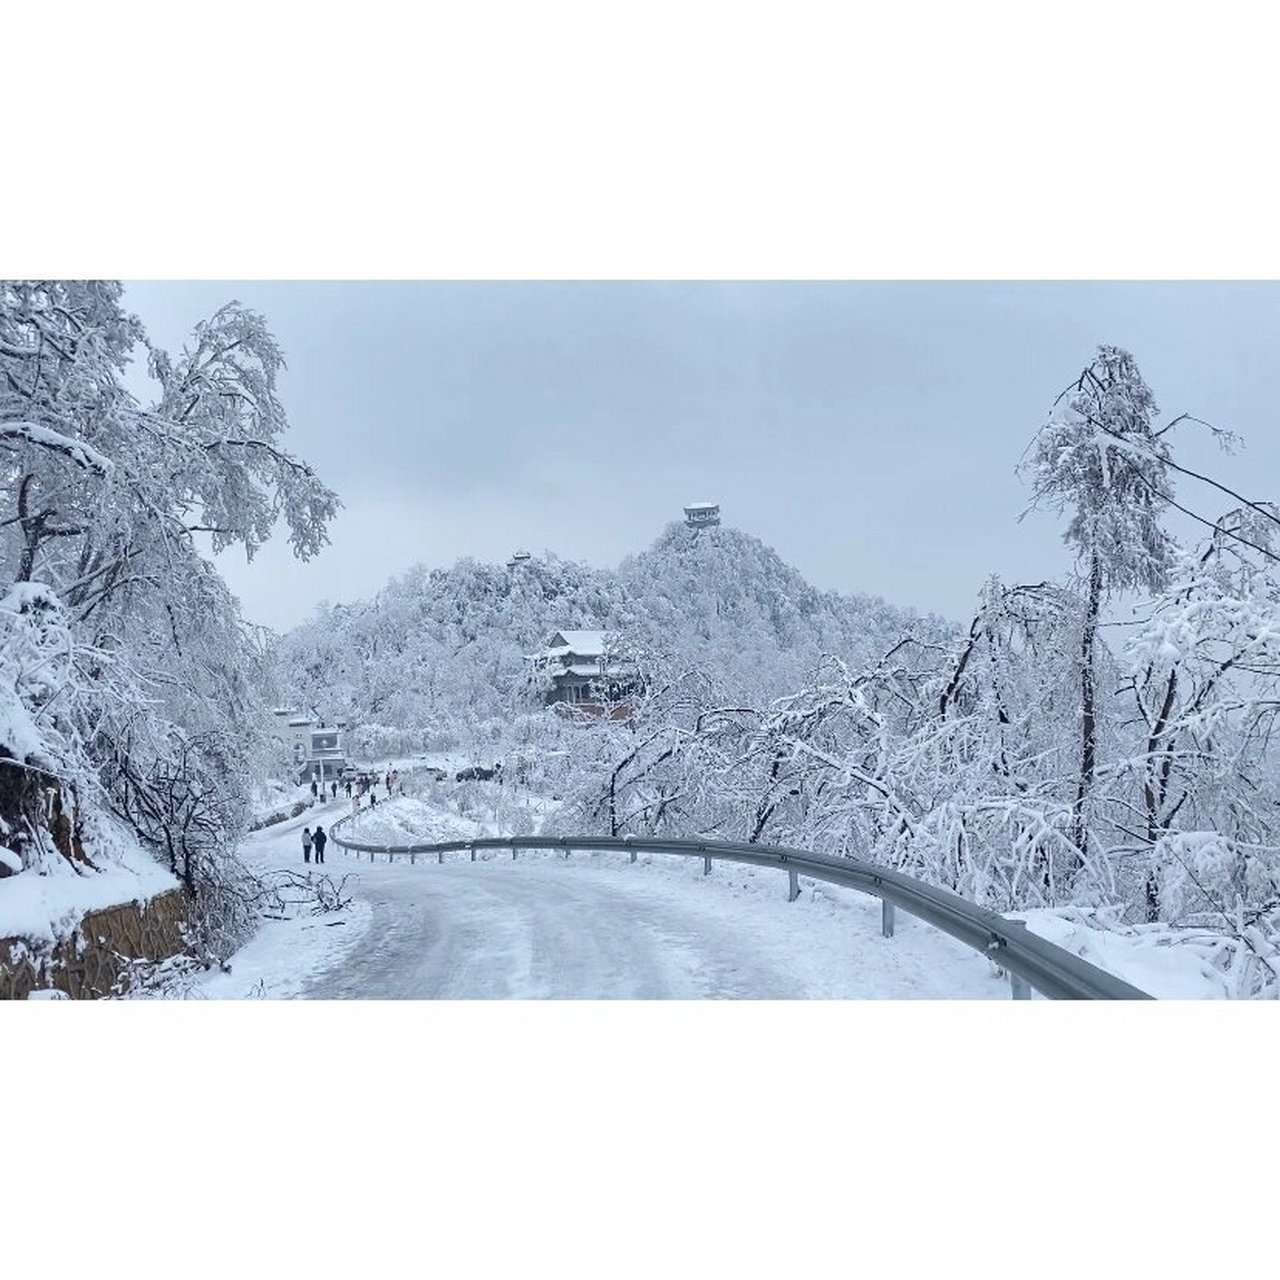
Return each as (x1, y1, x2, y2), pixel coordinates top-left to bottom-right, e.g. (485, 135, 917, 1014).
(528, 630, 639, 680)
(546, 629, 608, 657)
(683, 501, 721, 527)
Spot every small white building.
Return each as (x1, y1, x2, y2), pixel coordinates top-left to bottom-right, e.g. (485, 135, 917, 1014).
(684, 501, 720, 528)
(272, 708, 351, 783)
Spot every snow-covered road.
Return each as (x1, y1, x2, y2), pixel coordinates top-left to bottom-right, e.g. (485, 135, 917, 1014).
(200, 795, 1010, 998)
(301, 860, 810, 999)
(301, 849, 1008, 1000)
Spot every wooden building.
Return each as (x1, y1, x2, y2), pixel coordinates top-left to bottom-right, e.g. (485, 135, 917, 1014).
(528, 630, 642, 718)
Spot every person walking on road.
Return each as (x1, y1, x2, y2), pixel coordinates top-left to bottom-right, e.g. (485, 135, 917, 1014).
(313, 824, 327, 864)
(302, 826, 312, 864)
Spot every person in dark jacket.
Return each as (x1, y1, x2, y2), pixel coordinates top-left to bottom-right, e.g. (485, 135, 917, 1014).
(312, 824, 327, 864)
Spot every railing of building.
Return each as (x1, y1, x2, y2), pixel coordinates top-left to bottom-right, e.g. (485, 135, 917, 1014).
(325, 818, 1152, 1001)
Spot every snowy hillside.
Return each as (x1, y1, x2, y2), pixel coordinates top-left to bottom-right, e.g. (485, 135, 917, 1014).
(620, 521, 947, 698)
(275, 520, 937, 740)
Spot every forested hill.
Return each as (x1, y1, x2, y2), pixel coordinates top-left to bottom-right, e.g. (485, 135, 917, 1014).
(275, 553, 629, 736)
(620, 522, 947, 690)
(275, 521, 943, 738)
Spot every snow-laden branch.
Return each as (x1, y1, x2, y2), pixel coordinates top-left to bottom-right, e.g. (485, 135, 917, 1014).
(0, 420, 114, 475)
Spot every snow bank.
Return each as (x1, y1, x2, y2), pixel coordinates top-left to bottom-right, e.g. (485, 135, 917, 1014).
(0, 839, 179, 945)
(1015, 908, 1230, 999)
(341, 796, 486, 847)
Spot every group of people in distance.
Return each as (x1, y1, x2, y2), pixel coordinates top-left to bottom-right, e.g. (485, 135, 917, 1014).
(347, 768, 398, 815)
(310, 777, 341, 802)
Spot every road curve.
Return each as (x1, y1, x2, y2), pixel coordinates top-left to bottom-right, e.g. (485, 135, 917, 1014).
(300, 853, 1006, 999)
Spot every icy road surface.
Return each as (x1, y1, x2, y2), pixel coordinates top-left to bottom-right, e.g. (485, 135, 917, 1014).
(299, 854, 1007, 999)
(201, 795, 1010, 999)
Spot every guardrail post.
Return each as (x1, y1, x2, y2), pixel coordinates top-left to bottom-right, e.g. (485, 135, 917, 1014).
(368, 849, 374, 863)
(410, 852, 415, 865)
(438, 850, 444, 865)
(881, 899, 895, 938)
(470, 844, 476, 862)
(787, 868, 800, 902)
(703, 855, 711, 876)
(512, 847, 517, 860)
(1006, 920, 1032, 998)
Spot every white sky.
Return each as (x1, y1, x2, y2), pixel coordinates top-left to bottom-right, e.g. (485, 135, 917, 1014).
(122, 280, 1280, 632)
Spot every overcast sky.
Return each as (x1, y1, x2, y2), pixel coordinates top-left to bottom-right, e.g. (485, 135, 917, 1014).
(121, 281, 1280, 633)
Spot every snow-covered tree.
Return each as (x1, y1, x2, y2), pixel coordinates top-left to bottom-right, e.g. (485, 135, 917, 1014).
(1021, 345, 1177, 872)
(1, 280, 337, 953)
(1121, 510, 1280, 950)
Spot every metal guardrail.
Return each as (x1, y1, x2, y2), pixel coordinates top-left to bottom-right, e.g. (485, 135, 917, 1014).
(327, 814, 1152, 1000)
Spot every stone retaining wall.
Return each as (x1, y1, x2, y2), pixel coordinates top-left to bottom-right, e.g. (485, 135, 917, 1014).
(0, 886, 192, 1000)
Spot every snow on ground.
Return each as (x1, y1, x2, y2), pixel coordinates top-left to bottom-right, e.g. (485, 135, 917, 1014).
(0, 818, 179, 946)
(242, 793, 1014, 999)
(184, 790, 1240, 1000)
(190, 795, 374, 999)
(1015, 908, 1231, 999)
(351, 750, 481, 780)
(305, 843, 1011, 998)
(339, 795, 488, 847)
(249, 777, 313, 822)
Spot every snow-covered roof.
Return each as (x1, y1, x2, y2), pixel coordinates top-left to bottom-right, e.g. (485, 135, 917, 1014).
(548, 629, 608, 655)
(684, 501, 718, 511)
(557, 663, 636, 678)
